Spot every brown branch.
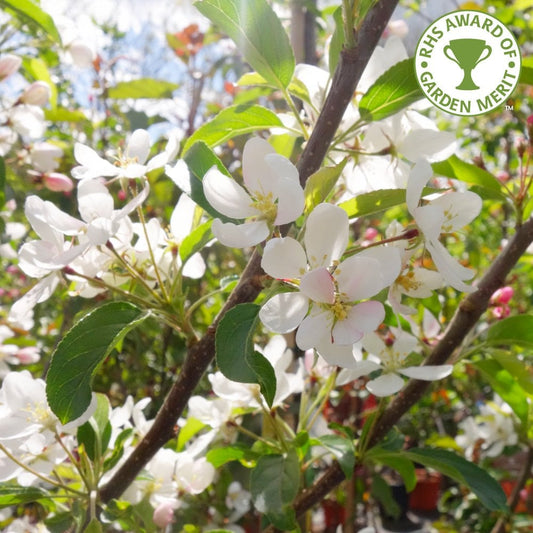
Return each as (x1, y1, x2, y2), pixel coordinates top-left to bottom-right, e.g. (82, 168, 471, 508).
(100, 0, 399, 505)
(261, 216, 533, 532)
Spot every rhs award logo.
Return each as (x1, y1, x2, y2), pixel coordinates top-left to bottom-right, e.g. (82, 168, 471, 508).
(415, 10, 521, 116)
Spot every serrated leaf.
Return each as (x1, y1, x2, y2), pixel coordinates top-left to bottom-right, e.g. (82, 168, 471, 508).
(182, 142, 236, 223)
(304, 160, 347, 211)
(403, 448, 507, 511)
(317, 434, 355, 478)
(473, 359, 529, 426)
(215, 303, 276, 407)
(359, 58, 424, 122)
(107, 79, 179, 99)
(0, 0, 61, 43)
(0, 485, 49, 508)
(179, 220, 212, 263)
(486, 315, 533, 348)
(432, 155, 503, 196)
(46, 302, 148, 423)
(183, 104, 283, 154)
(251, 450, 299, 514)
(195, 0, 294, 89)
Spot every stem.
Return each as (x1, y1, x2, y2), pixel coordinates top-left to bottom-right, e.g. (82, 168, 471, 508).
(100, 0, 400, 504)
(282, 85, 309, 139)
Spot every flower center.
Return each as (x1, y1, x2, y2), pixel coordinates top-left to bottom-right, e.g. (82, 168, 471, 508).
(252, 191, 277, 223)
(330, 295, 350, 321)
(113, 148, 139, 168)
(397, 270, 421, 292)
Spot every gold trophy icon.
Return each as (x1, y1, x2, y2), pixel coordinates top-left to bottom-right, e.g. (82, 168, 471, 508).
(443, 39, 492, 90)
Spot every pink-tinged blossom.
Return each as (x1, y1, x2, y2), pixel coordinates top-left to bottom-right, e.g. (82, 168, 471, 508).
(490, 286, 514, 305)
(259, 203, 401, 356)
(406, 160, 482, 292)
(202, 137, 304, 248)
(42, 172, 74, 192)
(20, 81, 51, 107)
(153, 500, 176, 528)
(0, 54, 21, 80)
(337, 332, 452, 397)
(72, 129, 179, 182)
(67, 40, 96, 68)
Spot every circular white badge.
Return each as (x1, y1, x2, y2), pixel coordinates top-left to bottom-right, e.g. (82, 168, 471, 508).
(415, 10, 521, 116)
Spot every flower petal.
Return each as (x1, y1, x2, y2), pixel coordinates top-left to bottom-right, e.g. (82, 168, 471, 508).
(406, 159, 432, 215)
(259, 292, 309, 333)
(273, 177, 305, 225)
(356, 246, 402, 289)
(72, 143, 118, 179)
(126, 129, 151, 164)
(317, 341, 368, 370)
(361, 332, 387, 359)
(296, 308, 333, 350)
(77, 179, 113, 222)
(367, 373, 405, 397)
(211, 219, 269, 248)
(203, 167, 257, 219)
(399, 364, 453, 380)
(304, 203, 348, 268)
(261, 237, 307, 279)
(429, 191, 482, 232)
(400, 129, 457, 163)
(336, 360, 382, 383)
(266, 153, 299, 183)
(242, 137, 276, 194)
(332, 301, 384, 344)
(427, 240, 475, 292)
(300, 267, 335, 304)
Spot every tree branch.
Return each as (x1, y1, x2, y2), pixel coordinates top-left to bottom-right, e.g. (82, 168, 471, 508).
(261, 216, 533, 531)
(100, 0, 399, 504)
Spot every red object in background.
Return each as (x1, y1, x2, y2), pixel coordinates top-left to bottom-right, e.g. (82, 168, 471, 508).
(408, 469, 442, 512)
(500, 480, 533, 514)
(322, 499, 346, 528)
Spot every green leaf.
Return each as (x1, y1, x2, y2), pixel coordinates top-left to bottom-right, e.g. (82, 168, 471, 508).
(83, 519, 103, 533)
(366, 448, 417, 491)
(251, 450, 300, 514)
(328, 7, 344, 76)
(177, 418, 207, 451)
(473, 359, 529, 426)
(237, 72, 311, 106)
(183, 104, 283, 154)
(403, 448, 507, 511)
(304, 159, 347, 211)
(491, 351, 533, 395)
(317, 434, 355, 479)
(46, 302, 149, 423)
(107, 79, 179, 99)
(77, 393, 112, 461)
(432, 155, 504, 196)
(371, 475, 401, 519)
(179, 220, 212, 263)
(0, 485, 49, 508)
(519, 66, 533, 86)
(206, 445, 258, 468)
(0, 0, 61, 43)
(195, 0, 294, 89)
(486, 315, 533, 349)
(45, 108, 88, 122)
(359, 58, 424, 122)
(216, 303, 277, 407)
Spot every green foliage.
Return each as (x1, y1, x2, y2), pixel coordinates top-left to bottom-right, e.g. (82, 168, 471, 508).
(0, 485, 50, 508)
(77, 393, 112, 461)
(216, 303, 276, 407)
(304, 159, 347, 211)
(195, 0, 295, 90)
(314, 434, 355, 478)
(485, 314, 533, 348)
(250, 450, 299, 529)
(107, 79, 180, 99)
(182, 104, 283, 154)
(179, 220, 213, 263)
(359, 58, 424, 122)
(46, 302, 149, 423)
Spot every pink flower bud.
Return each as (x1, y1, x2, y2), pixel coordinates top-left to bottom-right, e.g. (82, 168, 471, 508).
(364, 228, 378, 241)
(490, 286, 513, 305)
(117, 189, 127, 201)
(43, 172, 74, 192)
(68, 40, 96, 68)
(152, 501, 176, 528)
(15, 347, 40, 365)
(492, 306, 510, 320)
(20, 81, 51, 106)
(496, 171, 510, 183)
(0, 54, 22, 80)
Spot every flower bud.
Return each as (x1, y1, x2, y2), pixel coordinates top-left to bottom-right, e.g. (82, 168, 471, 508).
(20, 81, 51, 106)
(68, 40, 96, 68)
(490, 286, 513, 305)
(43, 172, 74, 192)
(152, 501, 176, 528)
(0, 54, 22, 80)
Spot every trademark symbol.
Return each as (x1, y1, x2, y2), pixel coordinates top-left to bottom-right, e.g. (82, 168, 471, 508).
(505, 104, 514, 110)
